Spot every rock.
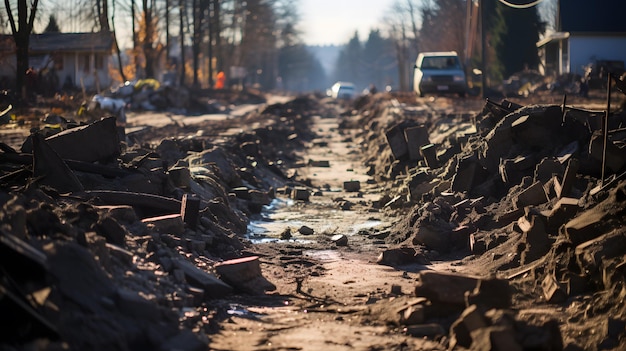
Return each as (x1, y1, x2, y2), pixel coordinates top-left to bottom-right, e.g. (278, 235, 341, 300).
(214, 256, 276, 294)
(280, 227, 292, 240)
(343, 180, 360, 192)
(298, 225, 314, 235)
(411, 224, 451, 253)
(376, 247, 430, 266)
(331, 234, 348, 246)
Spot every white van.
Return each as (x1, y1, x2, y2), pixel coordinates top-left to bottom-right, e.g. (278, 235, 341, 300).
(413, 51, 467, 97)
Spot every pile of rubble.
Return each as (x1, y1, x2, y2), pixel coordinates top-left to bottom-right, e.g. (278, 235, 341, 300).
(0, 96, 319, 349)
(354, 93, 626, 349)
(90, 80, 267, 116)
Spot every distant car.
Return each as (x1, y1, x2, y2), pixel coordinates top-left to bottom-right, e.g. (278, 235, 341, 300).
(413, 51, 467, 97)
(330, 81, 356, 99)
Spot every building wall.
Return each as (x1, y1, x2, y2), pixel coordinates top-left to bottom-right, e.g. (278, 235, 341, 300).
(569, 35, 626, 75)
(0, 52, 112, 92)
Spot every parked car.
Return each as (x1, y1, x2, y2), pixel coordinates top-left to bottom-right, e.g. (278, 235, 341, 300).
(413, 51, 467, 97)
(329, 81, 356, 99)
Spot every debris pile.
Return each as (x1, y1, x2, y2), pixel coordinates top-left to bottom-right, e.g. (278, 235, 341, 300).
(0, 96, 319, 349)
(355, 93, 626, 349)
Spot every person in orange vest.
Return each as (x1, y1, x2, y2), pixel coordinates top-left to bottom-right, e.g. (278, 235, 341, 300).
(215, 71, 225, 89)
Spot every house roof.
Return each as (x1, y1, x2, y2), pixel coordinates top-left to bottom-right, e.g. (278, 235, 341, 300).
(561, 0, 626, 33)
(29, 32, 114, 53)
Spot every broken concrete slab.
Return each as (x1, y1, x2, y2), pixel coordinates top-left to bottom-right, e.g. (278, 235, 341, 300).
(555, 158, 579, 198)
(589, 132, 626, 173)
(141, 214, 185, 235)
(420, 144, 439, 169)
(399, 304, 425, 325)
(534, 157, 564, 184)
(83, 190, 182, 217)
(542, 273, 567, 303)
(404, 125, 430, 161)
(385, 123, 409, 160)
(514, 181, 549, 209)
(543, 197, 580, 232)
(32, 133, 84, 193)
(403, 323, 445, 338)
(214, 256, 276, 294)
(575, 229, 626, 286)
(518, 212, 551, 265)
(173, 258, 233, 299)
(308, 159, 330, 167)
(450, 305, 488, 349)
(452, 156, 488, 193)
(96, 216, 128, 247)
(26, 116, 121, 163)
(466, 277, 512, 310)
(180, 193, 200, 230)
(414, 271, 480, 306)
(291, 187, 310, 201)
(470, 325, 523, 351)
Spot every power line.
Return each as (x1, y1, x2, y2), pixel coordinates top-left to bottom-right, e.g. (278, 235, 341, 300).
(497, 0, 544, 9)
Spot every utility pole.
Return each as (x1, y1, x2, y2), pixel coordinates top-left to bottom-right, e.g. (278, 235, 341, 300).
(480, 0, 487, 99)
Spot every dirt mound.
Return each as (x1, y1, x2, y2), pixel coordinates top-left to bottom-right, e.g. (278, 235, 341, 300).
(0, 94, 325, 349)
(350, 93, 626, 350)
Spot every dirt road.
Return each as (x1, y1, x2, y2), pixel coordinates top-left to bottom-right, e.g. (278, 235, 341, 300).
(1, 91, 624, 351)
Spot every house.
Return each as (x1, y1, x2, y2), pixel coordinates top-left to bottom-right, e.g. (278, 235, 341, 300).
(536, 0, 626, 77)
(0, 31, 115, 92)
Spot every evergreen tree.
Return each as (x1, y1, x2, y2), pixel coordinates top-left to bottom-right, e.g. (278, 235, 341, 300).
(332, 32, 362, 87)
(44, 14, 60, 33)
(362, 29, 397, 91)
(278, 44, 326, 91)
(498, 4, 546, 77)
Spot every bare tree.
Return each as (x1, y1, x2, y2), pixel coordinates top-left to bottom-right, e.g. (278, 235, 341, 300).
(95, 0, 110, 32)
(4, 0, 39, 100)
(383, 0, 420, 91)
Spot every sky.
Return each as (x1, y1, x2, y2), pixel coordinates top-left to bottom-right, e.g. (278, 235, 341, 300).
(298, 0, 397, 46)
